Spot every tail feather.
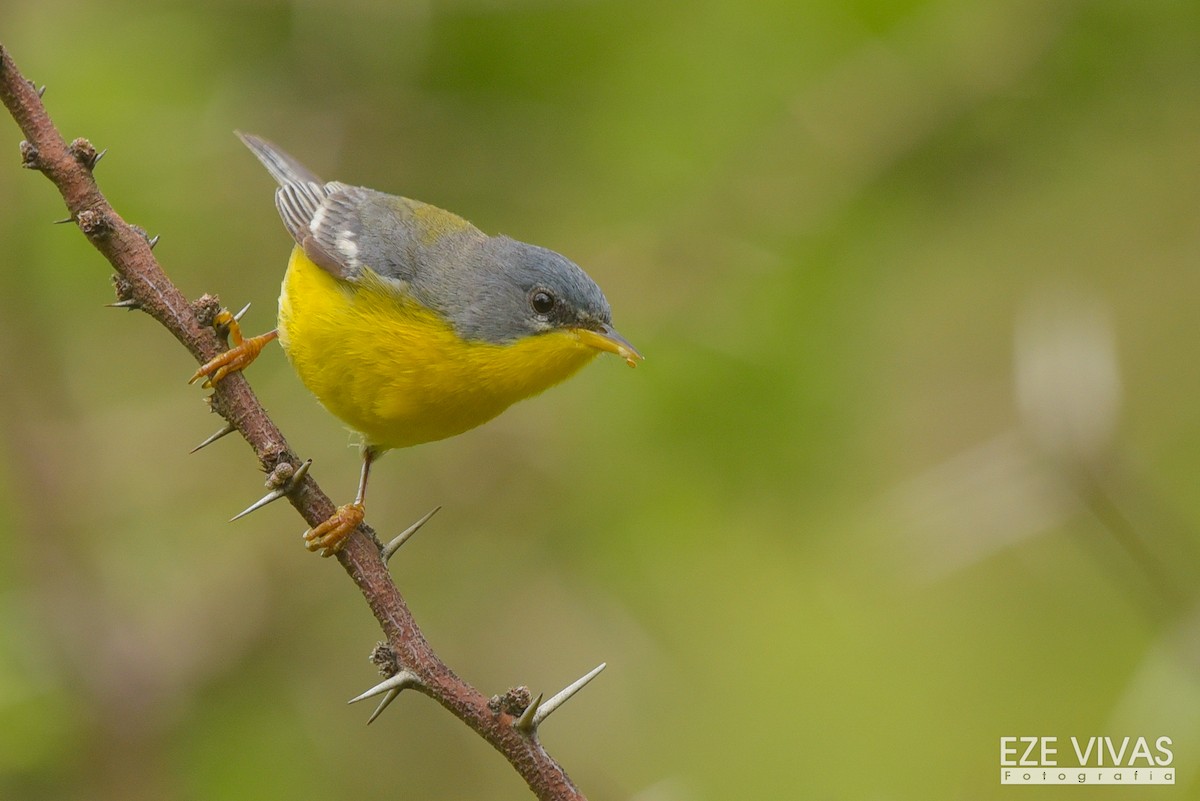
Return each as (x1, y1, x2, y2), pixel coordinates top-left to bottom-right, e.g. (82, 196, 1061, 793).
(236, 131, 323, 187)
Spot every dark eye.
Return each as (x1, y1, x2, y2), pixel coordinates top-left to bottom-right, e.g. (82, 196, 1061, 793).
(530, 290, 555, 315)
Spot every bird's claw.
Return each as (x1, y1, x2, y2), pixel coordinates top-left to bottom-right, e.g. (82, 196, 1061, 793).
(188, 335, 270, 387)
(188, 309, 278, 387)
(304, 502, 364, 557)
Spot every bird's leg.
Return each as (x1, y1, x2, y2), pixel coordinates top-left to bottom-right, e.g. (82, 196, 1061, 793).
(303, 446, 376, 557)
(188, 308, 279, 388)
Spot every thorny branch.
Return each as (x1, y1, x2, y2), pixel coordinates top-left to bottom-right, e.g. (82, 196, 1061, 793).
(0, 43, 600, 801)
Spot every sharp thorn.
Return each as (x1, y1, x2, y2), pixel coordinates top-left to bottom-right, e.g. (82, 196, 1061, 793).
(52, 216, 73, 224)
(190, 422, 236, 454)
(230, 488, 287, 522)
(288, 458, 312, 484)
(232, 301, 251, 322)
(348, 670, 419, 705)
(382, 506, 441, 563)
(513, 692, 544, 733)
(365, 689, 400, 725)
(37, 85, 46, 98)
(228, 460, 310, 521)
(148, 234, 160, 249)
(531, 663, 606, 729)
(105, 298, 140, 310)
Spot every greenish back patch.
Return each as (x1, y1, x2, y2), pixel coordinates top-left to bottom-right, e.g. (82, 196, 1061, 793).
(410, 201, 476, 246)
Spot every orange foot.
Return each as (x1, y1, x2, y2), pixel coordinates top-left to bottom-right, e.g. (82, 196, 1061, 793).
(188, 309, 279, 387)
(303, 502, 364, 557)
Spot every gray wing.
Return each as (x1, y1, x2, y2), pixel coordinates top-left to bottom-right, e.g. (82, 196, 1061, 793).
(238, 132, 487, 290)
(238, 132, 371, 280)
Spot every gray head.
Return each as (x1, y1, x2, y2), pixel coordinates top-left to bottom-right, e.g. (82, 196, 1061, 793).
(450, 236, 614, 341)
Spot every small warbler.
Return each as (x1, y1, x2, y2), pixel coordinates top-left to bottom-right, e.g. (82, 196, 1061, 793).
(192, 133, 641, 555)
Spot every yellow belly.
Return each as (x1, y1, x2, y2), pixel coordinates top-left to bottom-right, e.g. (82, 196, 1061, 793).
(277, 246, 598, 450)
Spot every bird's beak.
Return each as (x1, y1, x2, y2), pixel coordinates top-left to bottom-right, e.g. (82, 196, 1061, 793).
(573, 323, 643, 367)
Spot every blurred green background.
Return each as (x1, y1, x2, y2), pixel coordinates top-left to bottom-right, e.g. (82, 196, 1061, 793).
(2, 0, 1199, 799)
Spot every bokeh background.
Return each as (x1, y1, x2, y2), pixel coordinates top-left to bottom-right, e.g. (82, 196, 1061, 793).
(2, 0, 1199, 799)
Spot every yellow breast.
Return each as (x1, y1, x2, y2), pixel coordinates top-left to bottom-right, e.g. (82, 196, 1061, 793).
(277, 246, 598, 450)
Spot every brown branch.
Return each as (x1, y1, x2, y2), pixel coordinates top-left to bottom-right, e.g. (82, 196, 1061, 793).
(0, 43, 590, 801)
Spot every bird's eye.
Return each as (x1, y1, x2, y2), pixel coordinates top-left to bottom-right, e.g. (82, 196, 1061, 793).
(530, 290, 555, 315)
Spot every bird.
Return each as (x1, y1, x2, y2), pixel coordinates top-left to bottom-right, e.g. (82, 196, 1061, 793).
(190, 132, 641, 556)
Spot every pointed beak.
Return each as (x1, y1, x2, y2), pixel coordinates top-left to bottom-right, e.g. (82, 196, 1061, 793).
(573, 323, 643, 367)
